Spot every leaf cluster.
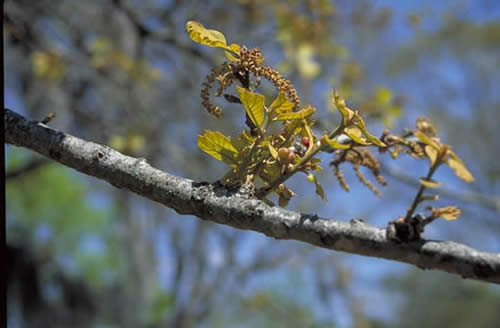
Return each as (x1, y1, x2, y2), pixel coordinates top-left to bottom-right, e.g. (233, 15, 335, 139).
(186, 21, 474, 229)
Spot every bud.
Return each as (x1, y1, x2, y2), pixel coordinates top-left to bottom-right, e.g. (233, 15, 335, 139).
(302, 136, 310, 148)
(278, 147, 290, 161)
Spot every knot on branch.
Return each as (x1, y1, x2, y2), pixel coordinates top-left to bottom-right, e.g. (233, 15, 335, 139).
(386, 214, 436, 242)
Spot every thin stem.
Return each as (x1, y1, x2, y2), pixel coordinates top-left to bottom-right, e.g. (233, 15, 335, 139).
(404, 162, 440, 221)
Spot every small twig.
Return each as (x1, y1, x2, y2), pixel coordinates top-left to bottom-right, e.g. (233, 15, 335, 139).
(404, 163, 439, 221)
(382, 165, 499, 212)
(41, 112, 56, 124)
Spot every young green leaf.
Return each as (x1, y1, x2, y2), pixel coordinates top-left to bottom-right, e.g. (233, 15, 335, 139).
(270, 92, 295, 115)
(431, 206, 461, 221)
(447, 152, 475, 182)
(186, 21, 228, 49)
(197, 130, 239, 165)
(352, 112, 386, 147)
(414, 130, 440, 150)
(333, 92, 355, 122)
(419, 178, 442, 188)
(267, 143, 278, 159)
(185, 21, 242, 54)
(231, 131, 255, 152)
(424, 145, 439, 166)
(224, 51, 239, 62)
(343, 126, 372, 145)
(272, 105, 315, 121)
(227, 43, 241, 53)
(236, 87, 265, 131)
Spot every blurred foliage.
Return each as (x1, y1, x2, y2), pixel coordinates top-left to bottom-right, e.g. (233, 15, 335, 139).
(380, 270, 500, 328)
(7, 150, 110, 246)
(6, 149, 122, 286)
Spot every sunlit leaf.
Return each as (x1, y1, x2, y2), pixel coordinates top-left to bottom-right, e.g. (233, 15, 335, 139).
(343, 126, 371, 145)
(447, 153, 475, 182)
(236, 87, 265, 129)
(186, 21, 228, 49)
(414, 130, 440, 150)
(233, 131, 255, 150)
(267, 143, 278, 159)
(227, 43, 241, 53)
(424, 145, 438, 166)
(197, 130, 239, 165)
(352, 113, 386, 147)
(270, 92, 294, 115)
(333, 92, 355, 122)
(273, 105, 315, 121)
(419, 178, 442, 188)
(224, 51, 239, 62)
(432, 206, 461, 221)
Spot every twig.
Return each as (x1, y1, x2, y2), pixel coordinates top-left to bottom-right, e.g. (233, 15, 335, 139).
(382, 165, 500, 212)
(405, 162, 439, 221)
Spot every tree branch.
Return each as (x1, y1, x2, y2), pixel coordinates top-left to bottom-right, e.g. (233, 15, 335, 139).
(5, 108, 500, 284)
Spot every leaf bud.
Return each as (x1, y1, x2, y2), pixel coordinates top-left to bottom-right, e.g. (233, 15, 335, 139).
(302, 136, 310, 148)
(278, 147, 291, 162)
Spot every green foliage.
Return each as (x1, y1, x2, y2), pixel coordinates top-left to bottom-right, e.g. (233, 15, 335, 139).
(32, 50, 65, 81)
(197, 130, 240, 165)
(187, 21, 474, 230)
(272, 105, 315, 121)
(186, 20, 241, 52)
(7, 155, 109, 238)
(237, 86, 265, 131)
(7, 149, 116, 285)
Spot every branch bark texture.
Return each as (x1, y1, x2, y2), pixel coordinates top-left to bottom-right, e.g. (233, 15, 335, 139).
(5, 108, 500, 284)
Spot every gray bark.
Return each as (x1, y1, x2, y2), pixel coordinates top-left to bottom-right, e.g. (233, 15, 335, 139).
(5, 108, 500, 284)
